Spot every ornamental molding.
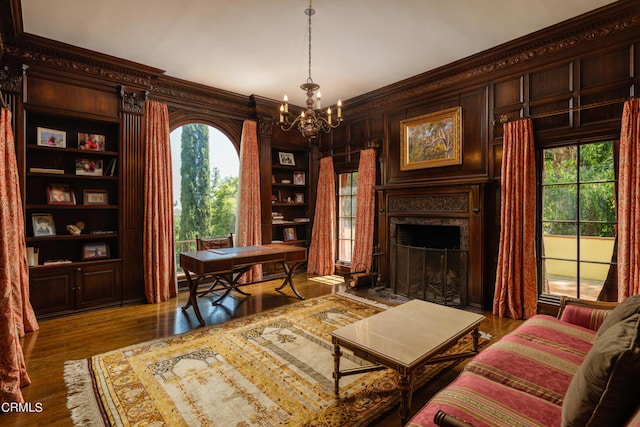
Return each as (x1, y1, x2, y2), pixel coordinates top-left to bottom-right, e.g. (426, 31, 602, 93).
(388, 194, 468, 213)
(3, 43, 152, 87)
(349, 11, 640, 114)
(0, 64, 23, 93)
(120, 88, 147, 115)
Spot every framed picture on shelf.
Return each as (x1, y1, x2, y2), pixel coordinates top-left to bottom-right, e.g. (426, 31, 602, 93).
(271, 190, 281, 203)
(47, 183, 76, 205)
(37, 127, 66, 148)
(83, 189, 108, 205)
(295, 192, 304, 204)
(75, 158, 104, 176)
(32, 213, 56, 236)
(283, 227, 297, 242)
(293, 171, 305, 185)
(78, 133, 105, 151)
(81, 242, 110, 260)
(278, 152, 295, 166)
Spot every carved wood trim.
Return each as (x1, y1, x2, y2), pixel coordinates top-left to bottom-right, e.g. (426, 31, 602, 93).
(388, 194, 469, 214)
(119, 87, 147, 115)
(347, 7, 640, 114)
(0, 63, 22, 93)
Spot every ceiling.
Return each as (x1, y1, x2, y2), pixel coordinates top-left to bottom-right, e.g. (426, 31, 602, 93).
(20, 0, 616, 107)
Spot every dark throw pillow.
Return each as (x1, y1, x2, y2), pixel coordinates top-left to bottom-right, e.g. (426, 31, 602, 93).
(562, 313, 640, 427)
(595, 294, 640, 339)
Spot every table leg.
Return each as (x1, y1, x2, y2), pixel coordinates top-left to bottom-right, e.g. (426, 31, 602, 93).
(471, 326, 480, 353)
(181, 270, 205, 327)
(332, 339, 342, 396)
(398, 370, 412, 425)
(275, 262, 305, 300)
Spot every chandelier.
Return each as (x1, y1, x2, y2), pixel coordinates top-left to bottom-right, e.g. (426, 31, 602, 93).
(278, 0, 343, 140)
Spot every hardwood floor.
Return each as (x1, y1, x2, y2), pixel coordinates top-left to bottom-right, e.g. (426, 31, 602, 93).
(5, 275, 524, 426)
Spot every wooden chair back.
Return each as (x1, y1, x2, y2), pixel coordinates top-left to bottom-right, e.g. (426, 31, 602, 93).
(196, 233, 234, 251)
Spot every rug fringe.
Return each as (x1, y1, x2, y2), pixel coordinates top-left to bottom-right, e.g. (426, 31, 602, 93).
(64, 359, 105, 426)
(336, 290, 391, 310)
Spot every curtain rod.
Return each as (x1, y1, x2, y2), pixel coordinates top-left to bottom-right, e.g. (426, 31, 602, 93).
(321, 139, 381, 158)
(495, 96, 634, 125)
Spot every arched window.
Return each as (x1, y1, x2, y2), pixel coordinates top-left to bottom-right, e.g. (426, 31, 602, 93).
(170, 124, 239, 272)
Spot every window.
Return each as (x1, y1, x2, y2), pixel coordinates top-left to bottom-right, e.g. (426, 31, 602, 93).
(539, 141, 616, 300)
(170, 124, 239, 277)
(337, 171, 358, 264)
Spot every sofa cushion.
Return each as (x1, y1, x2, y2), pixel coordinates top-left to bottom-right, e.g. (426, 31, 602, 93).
(594, 294, 640, 339)
(464, 315, 593, 405)
(559, 303, 611, 331)
(407, 371, 562, 427)
(562, 313, 640, 427)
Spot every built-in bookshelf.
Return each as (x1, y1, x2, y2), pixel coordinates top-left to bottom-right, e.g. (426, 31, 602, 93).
(270, 147, 310, 246)
(24, 107, 122, 318)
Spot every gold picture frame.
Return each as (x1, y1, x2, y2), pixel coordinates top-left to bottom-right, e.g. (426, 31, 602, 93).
(400, 106, 462, 170)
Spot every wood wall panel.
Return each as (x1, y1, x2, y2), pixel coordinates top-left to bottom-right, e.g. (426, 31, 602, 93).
(120, 108, 145, 302)
(26, 76, 119, 118)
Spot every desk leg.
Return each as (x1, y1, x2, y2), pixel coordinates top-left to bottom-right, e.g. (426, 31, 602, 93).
(181, 270, 205, 327)
(275, 262, 305, 300)
(332, 339, 342, 396)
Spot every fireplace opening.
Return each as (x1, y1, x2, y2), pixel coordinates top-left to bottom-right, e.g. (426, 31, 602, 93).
(396, 224, 461, 249)
(392, 223, 468, 306)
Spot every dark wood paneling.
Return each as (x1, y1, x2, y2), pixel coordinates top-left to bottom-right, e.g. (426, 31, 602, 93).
(26, 76, 119, 118)
(121, 108, 146, 302)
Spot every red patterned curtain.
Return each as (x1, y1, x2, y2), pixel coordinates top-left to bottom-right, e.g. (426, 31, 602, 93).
(617, 99, 640, 299)
(350, 148, 376, 273)
(0, 107, 38, 403)
(235, 120, 262, 283)
(143, 101, 177, 303)
(493, 118, 537, 319)
(307, 156, 336, 276)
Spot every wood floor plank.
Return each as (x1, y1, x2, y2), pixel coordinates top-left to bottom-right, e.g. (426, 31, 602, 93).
(5, 276, 523, 426)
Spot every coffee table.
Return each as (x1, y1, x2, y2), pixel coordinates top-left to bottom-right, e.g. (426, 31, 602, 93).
(331, 299, 485, 424)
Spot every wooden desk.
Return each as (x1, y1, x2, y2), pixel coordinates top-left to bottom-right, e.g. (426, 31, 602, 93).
(179, 244, 307, 326)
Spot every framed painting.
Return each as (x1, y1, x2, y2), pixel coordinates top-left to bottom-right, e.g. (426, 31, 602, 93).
(400, 106, 462, 171)
(82, 242, 110, 260)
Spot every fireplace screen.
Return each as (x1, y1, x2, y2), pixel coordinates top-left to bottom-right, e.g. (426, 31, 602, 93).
(392, 245, 468, 305)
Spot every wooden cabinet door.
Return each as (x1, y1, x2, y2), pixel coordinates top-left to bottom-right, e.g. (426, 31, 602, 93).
(29, 266, 75, 318)
(75, 261, 122, 310)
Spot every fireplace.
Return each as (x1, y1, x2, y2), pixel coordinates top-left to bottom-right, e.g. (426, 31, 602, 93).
(377, 184, 486, 308)
(391, 221, 468, 306)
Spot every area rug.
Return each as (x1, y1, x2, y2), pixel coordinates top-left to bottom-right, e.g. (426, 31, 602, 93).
(65, 293, 488, 426)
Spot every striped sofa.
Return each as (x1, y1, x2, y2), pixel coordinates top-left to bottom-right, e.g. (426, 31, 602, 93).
(407, 296, 640, 427)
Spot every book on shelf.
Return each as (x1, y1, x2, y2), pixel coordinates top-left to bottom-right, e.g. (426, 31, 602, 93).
(29, 167, 64, 174)
(104, 159, 118, 176)
(293, 217, 310, 223)
(272, 219, 286, 224)
(43, 259, 72, 265)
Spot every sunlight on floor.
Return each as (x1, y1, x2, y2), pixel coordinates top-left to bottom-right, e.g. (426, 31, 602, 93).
(308, 275, 345, 285)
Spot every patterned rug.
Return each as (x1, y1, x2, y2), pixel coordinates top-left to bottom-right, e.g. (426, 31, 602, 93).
(65, 293, 488, 426)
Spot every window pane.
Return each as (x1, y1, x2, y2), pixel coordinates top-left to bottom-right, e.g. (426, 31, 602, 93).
(338, 218, 353, 240)
(338, 174, 350, 195)
(579, 233, 615, 263)
(579, 141, 614, 182)
(542, 230, 577, 262)
(543, 184, 576, 222)
(579, 261, 608, 301)
(579, 182, 615, 223)
(543, 146, 577, 184)
(338, 239, 353, 261)
(544, 259, 578, 298)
